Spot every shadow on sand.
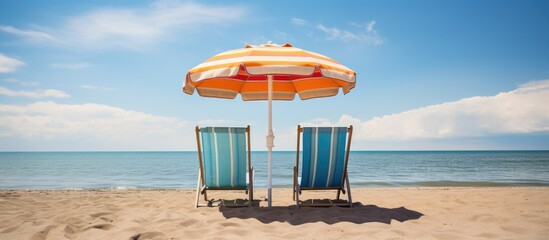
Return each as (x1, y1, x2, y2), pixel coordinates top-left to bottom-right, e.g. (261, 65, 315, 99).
(218, 201, 423, 225)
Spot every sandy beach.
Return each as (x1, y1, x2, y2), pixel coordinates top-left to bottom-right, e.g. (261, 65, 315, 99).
(1, 187, 548, 239)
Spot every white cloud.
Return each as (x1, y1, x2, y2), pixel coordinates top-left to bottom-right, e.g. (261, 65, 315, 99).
(0, 87, 70, 98)
(1, 1, 246, 49)
(51, 62, 92, 70)
(3, 78, 39, 87)
(0, 53, 25, 73)
(303, 80, 549, 140)
(291, 18, 309, 26)
(80, 85, 116, 91)
(273, 30, 290, 41)
(0, 101, 190, 150)
(316, 24, 342, 40)
(315, 21, 382, 44)
(363, 21, 383, 45)
(293, 18, 382, 45)
(367, 21, 376, 32)
(0, 25, 62, 44)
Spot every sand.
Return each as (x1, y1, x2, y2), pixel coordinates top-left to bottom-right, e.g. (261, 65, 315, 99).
(1, 187, 548, 240)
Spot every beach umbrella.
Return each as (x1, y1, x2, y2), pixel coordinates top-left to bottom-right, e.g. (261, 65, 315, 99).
(184, 41, 356, 207)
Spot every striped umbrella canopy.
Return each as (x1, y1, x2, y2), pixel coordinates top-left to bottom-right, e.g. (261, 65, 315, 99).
(184, 42, 355, 100)
(183, 41, 356, 207)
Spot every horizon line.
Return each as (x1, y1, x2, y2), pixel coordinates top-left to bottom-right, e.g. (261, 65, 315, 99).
(1, 150, 548, 153)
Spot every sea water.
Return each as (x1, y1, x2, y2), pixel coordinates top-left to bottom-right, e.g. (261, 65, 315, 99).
(0, 151, 548, 189)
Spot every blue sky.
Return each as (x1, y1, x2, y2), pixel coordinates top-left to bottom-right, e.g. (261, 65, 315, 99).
(1, 0, 548, 151)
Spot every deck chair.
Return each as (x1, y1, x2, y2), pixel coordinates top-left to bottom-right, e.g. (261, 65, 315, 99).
(194, 126, 253, 207)
(293, 125, 353, 207)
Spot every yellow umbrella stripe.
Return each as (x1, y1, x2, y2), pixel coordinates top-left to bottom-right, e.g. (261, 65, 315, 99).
(189, 61, 354, 78)
(206, 49, 339, 64)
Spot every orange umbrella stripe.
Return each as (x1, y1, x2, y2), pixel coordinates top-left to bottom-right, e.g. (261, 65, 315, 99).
(188, 79, 299, 92)
(240, 81, 297, 92)
(186, 78, 353, 93)
(293, 78, 353, 90)
(189, 78, 243, 91)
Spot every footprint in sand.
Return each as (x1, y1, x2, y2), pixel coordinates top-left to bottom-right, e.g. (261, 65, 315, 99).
(477, 232, 499, 239)
(130, 231, 165, 240)
(83, 223, 115, 231)
(500, 225, 526, 234)
(30, 225, 56, 240)
(89, 212, 116, 224)
(0, 225, 19, 234)
(63, 217, 88, 229)
(89, 212, 111, 218)
(132, 218, 149, 225)
(63, 224, 80, 239)
(470, 213, 493, 222)
(99, 216, 114, 223)
(206, 218, 224, 224)
(180, 219, 198, 227)
(64, 225, 76, 235)
(219, 222, 241, 227)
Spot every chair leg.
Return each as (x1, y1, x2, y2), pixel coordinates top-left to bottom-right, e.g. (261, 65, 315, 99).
(248, 188, 253, 207)
(293, 166, 297, 201)
(248, 168, 253, 207)
(295, 184, 300, 208)
(336, 189, 341, 200)
(203, 186, 208, 201)
(293, 166, 301, 208)
(345, 173, 352, 207)
(195, 169, 201, 208)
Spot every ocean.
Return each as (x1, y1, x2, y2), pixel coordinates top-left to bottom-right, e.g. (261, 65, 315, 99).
(0, 151, 548, 189)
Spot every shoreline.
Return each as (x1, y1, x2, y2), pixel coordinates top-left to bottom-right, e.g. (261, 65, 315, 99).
(2, 181, 549, 191)
(1, 187, 548, 239)
(2, 185, 549, 191)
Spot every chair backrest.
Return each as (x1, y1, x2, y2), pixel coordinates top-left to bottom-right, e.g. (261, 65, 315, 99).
(300, 127, 350, 188)
(198, 127, 249, 189)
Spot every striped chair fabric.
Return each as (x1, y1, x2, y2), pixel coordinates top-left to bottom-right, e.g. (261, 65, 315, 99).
(200, 127, 247, 189)
(301, 127, 348, 188)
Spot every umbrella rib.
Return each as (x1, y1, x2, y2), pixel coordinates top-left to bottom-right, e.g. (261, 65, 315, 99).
(235, 71, 248, 100)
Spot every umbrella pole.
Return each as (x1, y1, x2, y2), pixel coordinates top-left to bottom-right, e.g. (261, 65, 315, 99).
(267, 74, 274, 208)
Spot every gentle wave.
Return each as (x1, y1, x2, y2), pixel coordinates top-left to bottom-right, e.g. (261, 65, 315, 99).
(1, 151, 548, 189)
(353, 181, 549, 187)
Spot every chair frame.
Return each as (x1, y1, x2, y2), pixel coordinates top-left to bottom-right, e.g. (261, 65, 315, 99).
(195, 125, 253, 207)
(293, 125, 353, 207)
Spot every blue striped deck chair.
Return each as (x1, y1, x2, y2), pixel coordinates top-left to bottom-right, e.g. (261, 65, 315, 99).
(293, 125, 353, 207)
(194, 126, 253, 207)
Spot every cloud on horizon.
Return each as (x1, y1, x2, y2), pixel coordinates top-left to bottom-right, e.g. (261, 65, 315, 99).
(302, 80, 549, 140)
(0, 101, 190, 150)
(80, 85, 117, 91)
(0, 1, 247, 49)
(3, 78, 39, 87)
(0, 86, 70, 98)
(0, 53, 25, 73)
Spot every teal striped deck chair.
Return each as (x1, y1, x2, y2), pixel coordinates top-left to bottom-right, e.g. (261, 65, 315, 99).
(293, 125, 353, 207)
(194, 126, 253, 207)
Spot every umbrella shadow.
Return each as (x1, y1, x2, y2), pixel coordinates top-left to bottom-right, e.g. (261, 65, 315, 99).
(219, 202, 423, 225)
